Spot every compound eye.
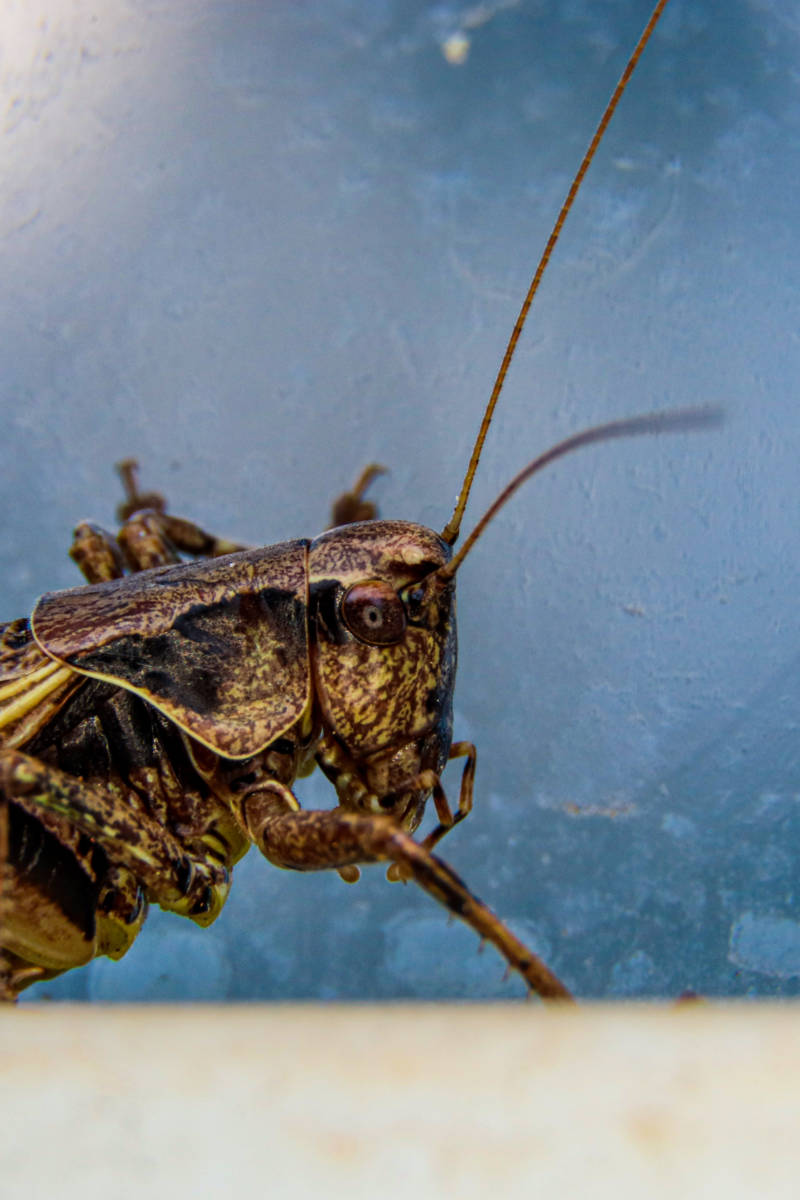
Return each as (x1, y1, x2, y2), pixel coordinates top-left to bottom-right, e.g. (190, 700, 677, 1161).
(341, 580, 407, 646)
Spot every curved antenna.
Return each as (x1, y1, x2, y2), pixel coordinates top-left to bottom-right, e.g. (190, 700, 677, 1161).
(437, 407, 722, 581)
(441, 0, 671, 547)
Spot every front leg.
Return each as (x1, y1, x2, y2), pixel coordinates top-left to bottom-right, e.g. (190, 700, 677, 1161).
(240, 782, 572, 1002)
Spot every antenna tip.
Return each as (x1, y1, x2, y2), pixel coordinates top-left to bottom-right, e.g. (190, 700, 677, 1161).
(650, 405, 725, 434)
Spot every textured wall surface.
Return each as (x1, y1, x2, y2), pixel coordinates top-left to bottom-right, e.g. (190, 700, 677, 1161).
(2, 0, 799, 1000)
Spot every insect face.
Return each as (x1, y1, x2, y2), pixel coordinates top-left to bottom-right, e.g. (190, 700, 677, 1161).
(309, 520, 456, 817)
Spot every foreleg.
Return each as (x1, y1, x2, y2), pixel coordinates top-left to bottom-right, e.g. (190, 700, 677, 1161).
(240, 782, 572, 1001)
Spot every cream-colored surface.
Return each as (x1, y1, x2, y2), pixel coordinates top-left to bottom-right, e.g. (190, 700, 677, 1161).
(1, 1004, 796, 1198)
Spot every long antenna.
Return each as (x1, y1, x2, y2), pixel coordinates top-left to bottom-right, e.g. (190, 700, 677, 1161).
(436, 407, 722, 581)
(441, 0, 671, 547)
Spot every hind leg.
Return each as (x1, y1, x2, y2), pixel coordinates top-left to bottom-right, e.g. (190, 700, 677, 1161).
(0, 794, 99, 1002)
(69, 458, 247, 584)
(328, 463, 386, 527)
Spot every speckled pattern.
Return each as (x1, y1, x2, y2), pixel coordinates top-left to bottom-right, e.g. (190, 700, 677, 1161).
(310, 521, 454, 757)
(32, 542, 311, 758)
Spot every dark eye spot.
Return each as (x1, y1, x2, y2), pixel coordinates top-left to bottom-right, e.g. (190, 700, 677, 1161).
(404, 586, 425, 620)
(341, 580, 407, 646)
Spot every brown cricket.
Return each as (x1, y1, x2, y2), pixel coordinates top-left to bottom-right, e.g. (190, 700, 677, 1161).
(0, 0, 712, 1002)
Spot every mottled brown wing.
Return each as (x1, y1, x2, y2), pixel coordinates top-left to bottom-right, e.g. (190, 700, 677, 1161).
(0, 619, 84, 749)
(32, 541, 311, 759)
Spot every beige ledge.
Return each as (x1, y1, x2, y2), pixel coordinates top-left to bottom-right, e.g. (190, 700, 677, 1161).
(1, 1003, 798, 1198)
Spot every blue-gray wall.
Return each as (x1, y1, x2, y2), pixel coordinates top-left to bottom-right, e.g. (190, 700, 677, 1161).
(3, 0, 799, 1000)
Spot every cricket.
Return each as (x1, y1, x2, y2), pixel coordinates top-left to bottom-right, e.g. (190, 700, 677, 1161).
(0, 0, 717, 1002)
